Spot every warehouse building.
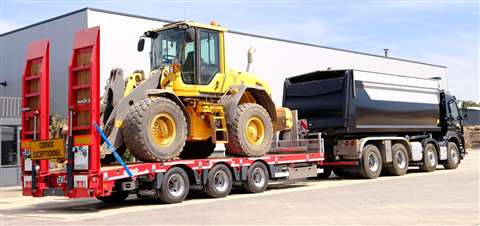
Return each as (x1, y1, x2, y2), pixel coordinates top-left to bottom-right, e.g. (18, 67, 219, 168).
(0, 7, 448, 186)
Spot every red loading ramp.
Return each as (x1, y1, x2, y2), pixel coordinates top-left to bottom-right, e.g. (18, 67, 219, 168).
(67, 26, 101, 197)
(21, 40, 50, 196)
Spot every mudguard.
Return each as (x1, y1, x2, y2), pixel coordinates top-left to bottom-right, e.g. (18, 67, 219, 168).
(220, 85, 277, 126)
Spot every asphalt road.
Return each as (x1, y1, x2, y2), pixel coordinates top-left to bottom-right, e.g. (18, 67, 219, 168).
(1, 150, 479, 226)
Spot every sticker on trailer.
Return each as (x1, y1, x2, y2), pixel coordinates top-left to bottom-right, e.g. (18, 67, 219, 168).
(24, 158, 32, 172)
(23, 175, 32, 187)
(74, 175, 88, 188)
(73, 146, 89, 170)
(30, 138, 65, 160)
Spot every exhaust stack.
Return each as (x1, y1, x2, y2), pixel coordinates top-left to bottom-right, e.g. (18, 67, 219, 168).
(246, 46, 256, 72)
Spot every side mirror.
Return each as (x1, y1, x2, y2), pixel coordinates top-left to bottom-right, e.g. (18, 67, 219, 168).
(185, 28, 195, 43)
(137, 38, 145, 52)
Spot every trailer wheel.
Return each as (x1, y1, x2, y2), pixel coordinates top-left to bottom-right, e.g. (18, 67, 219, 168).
(123, 97, 187, 162)
(158, 167, 189, 204)
(359, 144, 382, 179)
(419, 143, 438, 172)
(244, 162, 269, 193)
(96, 191, 130, 203)
(443, 142, 460, 169)
(386, 143, 409, 176)
(205, 164, 233, 198)
(226, 103, 273, 157)
(316, 167, 332, 179)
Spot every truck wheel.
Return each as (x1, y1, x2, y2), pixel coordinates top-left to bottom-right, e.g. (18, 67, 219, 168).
(123, 97, 187, 162)
(359, 144, 382, 179)
(96, 191, 129, 203)
(158, 167, 189, 204)
(244, 162, 269, 193)
(226, 103, 273, 157)
(443, 142, 460, 169)
(419, 143, 438, 172)
(179, 139, 216, 159)
(205, 164, 233, 198)
(386, 143, 409, 176)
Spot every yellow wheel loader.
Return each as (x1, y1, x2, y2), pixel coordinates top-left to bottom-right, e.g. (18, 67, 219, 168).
(100, 21, 292, 162)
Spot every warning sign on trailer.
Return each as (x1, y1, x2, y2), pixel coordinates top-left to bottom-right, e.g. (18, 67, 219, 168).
(30, 139, 65, 160)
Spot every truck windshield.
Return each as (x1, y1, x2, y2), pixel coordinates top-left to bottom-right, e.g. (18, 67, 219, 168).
(151, 28, 195, 84)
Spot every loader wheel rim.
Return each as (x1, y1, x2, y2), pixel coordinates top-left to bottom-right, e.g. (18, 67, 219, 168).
(151, 113, 176, 148)
(246, 117, 265, 145)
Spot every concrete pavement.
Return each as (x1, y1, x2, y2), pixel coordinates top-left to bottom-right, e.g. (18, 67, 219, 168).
(1, 150, 479, 225)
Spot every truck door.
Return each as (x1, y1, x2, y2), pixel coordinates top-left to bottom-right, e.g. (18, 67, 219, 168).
(447, 99, 463, 134)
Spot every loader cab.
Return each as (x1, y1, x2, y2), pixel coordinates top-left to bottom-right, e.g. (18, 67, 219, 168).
(139, 22, 227, 96)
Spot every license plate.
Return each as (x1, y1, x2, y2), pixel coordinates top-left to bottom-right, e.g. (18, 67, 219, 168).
(30, 138, 65, 160)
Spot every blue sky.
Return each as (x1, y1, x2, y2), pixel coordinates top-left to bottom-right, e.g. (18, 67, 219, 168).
(1, 0, 479, 101)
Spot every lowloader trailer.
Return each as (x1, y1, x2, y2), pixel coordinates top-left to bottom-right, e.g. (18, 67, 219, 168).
(283, 69, 467, 179)
(20, 25, 465, 204)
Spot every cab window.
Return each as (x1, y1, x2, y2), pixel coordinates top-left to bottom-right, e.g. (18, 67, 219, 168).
(199, 30, 220, 85)
(448, 100, 460, 119)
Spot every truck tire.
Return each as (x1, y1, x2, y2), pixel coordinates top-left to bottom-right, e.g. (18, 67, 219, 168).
(226, 103, 273, 157)
(419, 143, 438, 172)
(244, 162, 269, 193)
(123, 97, 187, 162)
(97, 191, 129, 203)
(205, 164, 233, 198)
(359, 144, 382, 179)
(443, 142, 460, 169)
(179, 139, 216, 159)
(158, 167, 189, 204)
(386, 143, 409, 176)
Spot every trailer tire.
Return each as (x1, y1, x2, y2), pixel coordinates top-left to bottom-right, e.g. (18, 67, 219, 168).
(158, 167, 189, 204)
(96, 191, 129, 203)
(419, 143, 438, 172)
(205, 164, 233, 198)
(359, 144, 382, 179)
(123, 97, 187, 162)
(226, 103, 273, 157)
(180, 139, 216, 159)
(386, 143, 409, 176)
(244, 162, 269, 193)
(443, 142, 460, 169)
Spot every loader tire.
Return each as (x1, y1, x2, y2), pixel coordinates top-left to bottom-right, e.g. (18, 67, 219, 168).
(123, 97, 187, 162)
(179, 139, 216, 159)
(226, 103, 273, 156)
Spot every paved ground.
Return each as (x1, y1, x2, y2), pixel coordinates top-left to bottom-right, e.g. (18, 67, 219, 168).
(1, 150, 479, 226)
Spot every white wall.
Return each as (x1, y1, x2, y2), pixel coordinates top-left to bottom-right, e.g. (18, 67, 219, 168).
(1, 8, 448, 115)
(87, 10, 167, 94)
(0, 11, 88, 116)
(224, 32, 447, 105)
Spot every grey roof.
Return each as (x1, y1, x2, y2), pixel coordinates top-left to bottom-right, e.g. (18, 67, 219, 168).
(0, 7, 446, 68)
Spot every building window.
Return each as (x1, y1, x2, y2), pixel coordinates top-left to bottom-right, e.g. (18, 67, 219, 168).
(1, 126, 18, 166)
